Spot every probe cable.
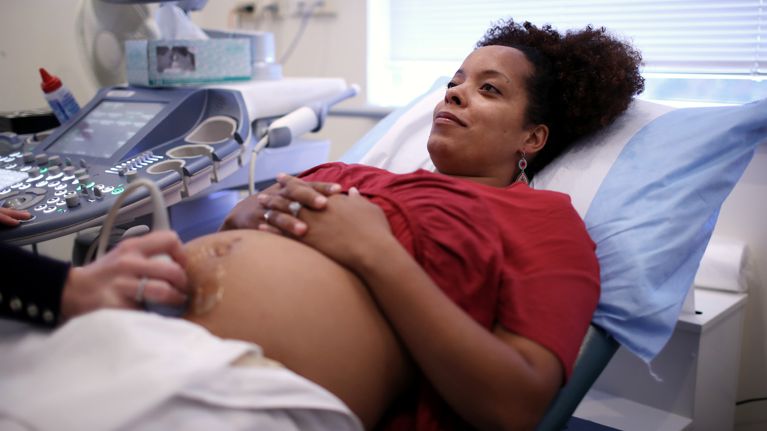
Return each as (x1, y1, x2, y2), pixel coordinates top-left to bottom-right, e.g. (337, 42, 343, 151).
(248, 134, 270, 196)
(96, 178, 170, 259)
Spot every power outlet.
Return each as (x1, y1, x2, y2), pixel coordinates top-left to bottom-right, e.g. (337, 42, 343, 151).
(236, 1, 281, 19)
(284, 0, 336, 17)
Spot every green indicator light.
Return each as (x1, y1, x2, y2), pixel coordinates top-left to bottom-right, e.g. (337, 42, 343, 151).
(40, 167, 48, 174)
(86, 182, 95, 189)
(76, 185, 81, 191)
(112, 187, 124, 195)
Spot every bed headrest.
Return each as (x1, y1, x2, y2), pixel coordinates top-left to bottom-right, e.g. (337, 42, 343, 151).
(342, 78, 767, 362)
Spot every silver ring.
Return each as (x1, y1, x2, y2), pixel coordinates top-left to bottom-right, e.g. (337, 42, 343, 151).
(263, 209, 273, 223)
(135, 277, 148, 304)
(288, 201, 302, 218)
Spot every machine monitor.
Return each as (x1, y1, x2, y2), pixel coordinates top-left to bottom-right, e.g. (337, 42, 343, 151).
(46, 101, 166, 160)
(0, 85, 249, 245)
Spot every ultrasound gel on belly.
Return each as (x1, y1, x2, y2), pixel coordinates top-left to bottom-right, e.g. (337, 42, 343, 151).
(186, 242, 232, 316)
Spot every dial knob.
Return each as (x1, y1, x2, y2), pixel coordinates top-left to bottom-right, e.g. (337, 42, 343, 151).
(65, 192, 80, 208)
(125, 170, 139, 183)
(34, 153, 48, 166)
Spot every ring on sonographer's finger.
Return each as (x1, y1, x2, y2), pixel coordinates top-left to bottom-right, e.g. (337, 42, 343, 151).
(263, 210, 274, 223)
(135, 277, 148, 304)
(288, 201, 302, 218)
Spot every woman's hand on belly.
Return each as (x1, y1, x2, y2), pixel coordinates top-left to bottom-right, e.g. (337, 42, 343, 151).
(271, 187, 397, 274)
(221, 173, 341, 233)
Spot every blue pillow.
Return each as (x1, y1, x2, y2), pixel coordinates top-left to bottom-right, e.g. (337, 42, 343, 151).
(581, 99, 765, 361)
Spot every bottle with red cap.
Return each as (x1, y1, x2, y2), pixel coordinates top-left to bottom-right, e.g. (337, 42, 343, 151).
(39, 67, 80, 125)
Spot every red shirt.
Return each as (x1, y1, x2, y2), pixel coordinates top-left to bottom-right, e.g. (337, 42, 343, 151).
(300, 163, 600, 430)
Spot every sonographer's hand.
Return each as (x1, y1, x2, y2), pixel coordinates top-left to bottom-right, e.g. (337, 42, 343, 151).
(60, 230, 189, 321)
(221, 173, 341, 234)
(0, 207, 32, 227)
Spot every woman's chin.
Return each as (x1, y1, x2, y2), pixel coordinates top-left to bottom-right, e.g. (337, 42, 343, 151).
(426, 139, 450, 167)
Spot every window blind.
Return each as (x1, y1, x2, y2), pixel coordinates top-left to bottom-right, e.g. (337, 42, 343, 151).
(388, 0, 765, 74)
(368, 0, 766, 105)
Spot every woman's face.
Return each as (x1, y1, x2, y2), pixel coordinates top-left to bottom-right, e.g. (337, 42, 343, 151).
(427, 45, 541, 186)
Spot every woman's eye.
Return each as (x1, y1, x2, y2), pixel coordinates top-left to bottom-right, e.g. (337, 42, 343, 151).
(447, 81, 457, 89)
(480, 83, 500, 94)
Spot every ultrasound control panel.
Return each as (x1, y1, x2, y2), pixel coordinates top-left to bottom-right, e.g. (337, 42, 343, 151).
(0, 85, 249, 245)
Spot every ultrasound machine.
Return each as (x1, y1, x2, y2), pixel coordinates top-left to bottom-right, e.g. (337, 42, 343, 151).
(0, 78, 350, 246)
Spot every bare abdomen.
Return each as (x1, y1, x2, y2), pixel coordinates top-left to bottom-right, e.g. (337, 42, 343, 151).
(183, 229, 411, 429)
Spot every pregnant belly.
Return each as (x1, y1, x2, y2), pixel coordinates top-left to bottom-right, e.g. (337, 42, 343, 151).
(183, 229, 411, 428)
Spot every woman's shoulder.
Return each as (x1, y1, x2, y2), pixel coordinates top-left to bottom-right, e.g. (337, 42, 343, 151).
(475, 183, 589, 237)
(520, 184, 577, 209)
(471, 181, 578, 211)
(299, 162, 394, 186)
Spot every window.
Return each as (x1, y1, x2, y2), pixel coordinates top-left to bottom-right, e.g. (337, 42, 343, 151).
(367, 0, 767, 107)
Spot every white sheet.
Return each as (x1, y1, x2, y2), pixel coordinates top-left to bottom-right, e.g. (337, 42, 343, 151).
(356, 86, 441, 173)
(0, 310, 361, 431)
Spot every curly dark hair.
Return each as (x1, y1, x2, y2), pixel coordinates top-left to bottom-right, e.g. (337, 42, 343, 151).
(477, 19, 644, 177)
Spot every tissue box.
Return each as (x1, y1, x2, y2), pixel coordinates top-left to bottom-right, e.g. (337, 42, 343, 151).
(125, 39, 252, 86)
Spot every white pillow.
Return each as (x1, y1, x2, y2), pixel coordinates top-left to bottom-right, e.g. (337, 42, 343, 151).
(340, 79, 446, 171)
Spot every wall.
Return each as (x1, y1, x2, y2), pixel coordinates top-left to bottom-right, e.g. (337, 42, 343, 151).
(0, 0, 378, 160)
(191, 0, 380, 160)
(0, 0, 99, 113)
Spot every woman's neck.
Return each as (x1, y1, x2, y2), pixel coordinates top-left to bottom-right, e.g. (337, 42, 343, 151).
(442, 173, 512, 188)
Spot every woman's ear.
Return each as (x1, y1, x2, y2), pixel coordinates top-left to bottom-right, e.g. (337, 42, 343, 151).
(523, 124, 548, 155)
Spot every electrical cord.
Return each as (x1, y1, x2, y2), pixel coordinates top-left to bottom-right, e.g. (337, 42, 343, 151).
(736, 396, 767, 406)
(248, 135, 270, 196)
(96, 178, 169, 259)
(246, 83, 359, 195)
(279, 0, 322, 64)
